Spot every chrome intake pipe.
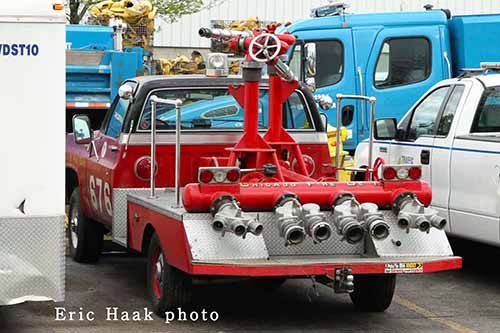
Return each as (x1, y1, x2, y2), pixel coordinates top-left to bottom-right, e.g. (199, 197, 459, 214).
(274, 195, 306, 246)
(393, 193, 447, 233)
(211, 196, 262, 238)
(302, 203, 333, 243)
(332, 199, 366, 244)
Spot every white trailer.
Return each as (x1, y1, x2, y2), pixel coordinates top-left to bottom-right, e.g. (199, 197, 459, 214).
(0, 0, 65, 305)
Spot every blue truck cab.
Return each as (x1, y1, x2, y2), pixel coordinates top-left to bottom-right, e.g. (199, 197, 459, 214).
(284, 5, 500, 151)
(66, 24, 149, 131)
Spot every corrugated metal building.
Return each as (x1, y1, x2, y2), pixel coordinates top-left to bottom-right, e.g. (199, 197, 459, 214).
(154, 0, 500, 54)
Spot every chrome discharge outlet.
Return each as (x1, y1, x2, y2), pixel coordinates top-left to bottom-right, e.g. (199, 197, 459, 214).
(332, 198, 366, 244)
(393, 193, 447, 233)
(359, 203, 390, 240)
(211, 196, 263, 238)
(301, 203, 333, 243)
(333, 194, 391, 243)
(274, 195, 306, 246)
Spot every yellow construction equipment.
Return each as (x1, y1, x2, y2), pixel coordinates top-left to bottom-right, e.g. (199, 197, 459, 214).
(89, 0, 156, 49)
(327, 125, 352, 181)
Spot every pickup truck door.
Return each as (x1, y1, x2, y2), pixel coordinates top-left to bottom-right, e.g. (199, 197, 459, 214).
(85, 95, 130, 226)
(430, 83, 468, 231)
(449, 85, 500, 245)
(388, 85, 453, 182)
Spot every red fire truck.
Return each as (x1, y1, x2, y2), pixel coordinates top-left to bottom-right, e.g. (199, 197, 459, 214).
(66, 26, 461, 316)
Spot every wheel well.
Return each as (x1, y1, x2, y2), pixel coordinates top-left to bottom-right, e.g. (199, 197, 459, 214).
(142, 224, 156, 255)
(66, 168, 79, 203)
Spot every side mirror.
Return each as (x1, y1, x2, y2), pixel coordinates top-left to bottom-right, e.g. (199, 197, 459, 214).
(304, 42, 317, 91)
(314, 94, 334, 110)
(72, 115, 93, 144)
(374, 118, 397, 140)
(304, 42, 316, 77)
(319, 113, 328, 132)
(118, 84, 133, 100)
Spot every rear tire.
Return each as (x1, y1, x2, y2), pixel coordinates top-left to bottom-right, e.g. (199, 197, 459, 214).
(350, 274, 396, 312)
(68, 187, 103, 263)
(147, 233, 192, 316)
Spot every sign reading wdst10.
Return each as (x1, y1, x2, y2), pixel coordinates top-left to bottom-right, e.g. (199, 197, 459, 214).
(0, 43, 39, 56)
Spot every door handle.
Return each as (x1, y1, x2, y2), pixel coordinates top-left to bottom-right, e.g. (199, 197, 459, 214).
(420, 150, 430, 165)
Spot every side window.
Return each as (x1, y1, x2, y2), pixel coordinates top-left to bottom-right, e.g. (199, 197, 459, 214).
(471, 86, 500, 133)
(315, 40, 343, 88)
(106, 98, 130, 138)
(375, 37, 431, 89)
(407, 86, 450, 141)
(284, 92, 313, 129)
(437, 85, 465, 136)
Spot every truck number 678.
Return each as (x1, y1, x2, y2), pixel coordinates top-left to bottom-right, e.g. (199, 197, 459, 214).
(89, 175, 112, 216)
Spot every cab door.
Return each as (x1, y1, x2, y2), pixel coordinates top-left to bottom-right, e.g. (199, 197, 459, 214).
(85, 94, 131, 226)
(365, 26, 444, 127)
(430, 83, 468, 231)
(389, 84, 452, 183)
(293, 29, 357, 147)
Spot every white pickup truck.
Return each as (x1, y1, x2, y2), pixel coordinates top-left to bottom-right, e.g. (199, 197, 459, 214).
(355, 73, 500, 246)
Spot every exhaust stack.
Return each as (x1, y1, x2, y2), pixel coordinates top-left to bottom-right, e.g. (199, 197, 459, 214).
(211, 196, 263, 238)
(274, 195, 306, 246)
(393, 193, 447, 233)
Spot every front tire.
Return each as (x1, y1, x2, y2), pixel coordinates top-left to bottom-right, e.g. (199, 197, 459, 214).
(68, 187, 103, 263)
(350, 274, 396, 312)
(147, 233, 192, 316)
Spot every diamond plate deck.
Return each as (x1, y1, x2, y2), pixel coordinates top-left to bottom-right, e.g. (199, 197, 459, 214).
(368, 211, 454, 257)
(112, 188, 167, 246)
(183, 213, 269, 261)
(0, 215, 65, 305)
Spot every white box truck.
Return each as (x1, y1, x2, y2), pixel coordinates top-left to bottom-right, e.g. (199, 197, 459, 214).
(0, 0, 65, 305)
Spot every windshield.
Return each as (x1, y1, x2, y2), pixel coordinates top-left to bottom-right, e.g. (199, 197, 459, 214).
(138, 88, 314, 131)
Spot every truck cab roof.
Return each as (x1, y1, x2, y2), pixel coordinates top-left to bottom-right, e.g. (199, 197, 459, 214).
(132, 75, 268, 88)
(438, 73, 500, 88)
(284, 10, 448, 33)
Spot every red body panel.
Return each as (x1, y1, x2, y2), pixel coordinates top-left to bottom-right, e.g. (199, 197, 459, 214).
(189, 257, 462, 277)
(127, 202, 192, 271)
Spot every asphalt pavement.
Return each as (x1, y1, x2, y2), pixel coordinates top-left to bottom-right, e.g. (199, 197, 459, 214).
(1, 237, 500, 333)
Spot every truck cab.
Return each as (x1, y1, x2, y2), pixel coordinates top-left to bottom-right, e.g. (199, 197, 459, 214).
(355, 72, 500, 246)
(284, 4, 500, 151)
(66, 75, 331, 252)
